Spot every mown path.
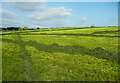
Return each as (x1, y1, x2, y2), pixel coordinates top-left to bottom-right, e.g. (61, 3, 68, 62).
(16, 34, 39, 81)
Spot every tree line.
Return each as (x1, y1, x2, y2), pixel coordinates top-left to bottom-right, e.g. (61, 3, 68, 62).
(1, 26, 40, 31)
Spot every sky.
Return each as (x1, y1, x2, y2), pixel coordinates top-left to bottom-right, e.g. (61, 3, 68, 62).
(1, 2, 118, 28)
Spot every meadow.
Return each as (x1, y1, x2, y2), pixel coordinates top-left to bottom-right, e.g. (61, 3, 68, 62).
(1, 27, 119, 81)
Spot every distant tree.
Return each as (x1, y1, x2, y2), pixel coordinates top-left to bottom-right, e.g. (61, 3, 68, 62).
(90, 26, 95, 28)
(23, 26, 29, 30)
(18, 28, 23, 31)
(37, 27, 40, 29)
(7, 27, 20, 31)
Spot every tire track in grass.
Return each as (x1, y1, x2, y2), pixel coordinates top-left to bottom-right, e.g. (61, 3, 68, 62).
(16, 34, 39, 81)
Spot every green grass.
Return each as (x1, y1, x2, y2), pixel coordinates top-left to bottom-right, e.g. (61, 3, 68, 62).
(0, 35, 1, 82)
(1, 27, 119, 81)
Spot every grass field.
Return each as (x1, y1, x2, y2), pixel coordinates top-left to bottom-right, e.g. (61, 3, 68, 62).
(1, 27, 119, 81)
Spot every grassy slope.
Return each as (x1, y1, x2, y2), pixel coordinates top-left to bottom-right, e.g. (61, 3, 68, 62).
(1, 27, 119, 81)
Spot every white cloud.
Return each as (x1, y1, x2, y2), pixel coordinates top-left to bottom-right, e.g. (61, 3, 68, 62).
(31, 25, 46, 28)
(2, 2, 72, 28)
(1, 9, 20, 27)
(33, 19, 67, 28)
(80, 17, 88, 21)
(1, 9, 18, 18)
(11, 2, 45, 12)
(27, 7, 72, 21)
(2, 19, 22, 27)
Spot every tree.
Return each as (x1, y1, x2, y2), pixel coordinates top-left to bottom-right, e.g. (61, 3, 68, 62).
(90, 26, 95, 28)
(18, 27, 23, 31)
(37, 27, 40, 29)
(23, 26, 29, 30)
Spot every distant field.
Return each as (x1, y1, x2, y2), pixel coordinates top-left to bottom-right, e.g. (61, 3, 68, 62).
(1, 27, 119, 81)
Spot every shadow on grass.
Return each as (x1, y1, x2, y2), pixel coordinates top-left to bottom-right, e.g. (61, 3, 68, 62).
(38, 33, 120, 38)
(91, 30, 120, 34)
(2, 38, 118, 63)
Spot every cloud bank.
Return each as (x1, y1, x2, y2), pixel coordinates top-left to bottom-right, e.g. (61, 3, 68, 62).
(11, 2, 45, 12)
(2, 2, 72, 28)
(27, 7, 72, 21)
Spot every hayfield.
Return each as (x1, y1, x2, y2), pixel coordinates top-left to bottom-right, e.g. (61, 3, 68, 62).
(1, 27, 119, 81)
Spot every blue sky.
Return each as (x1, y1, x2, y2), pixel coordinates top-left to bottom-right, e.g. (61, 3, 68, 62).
(1, 2, 118, 28)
